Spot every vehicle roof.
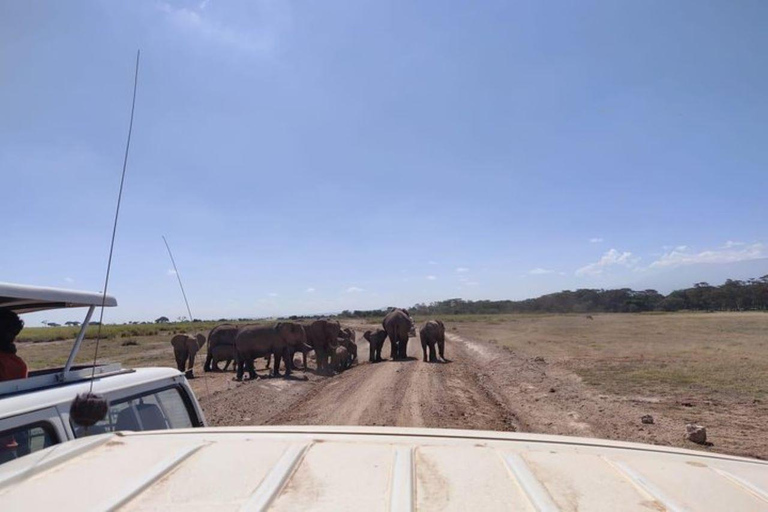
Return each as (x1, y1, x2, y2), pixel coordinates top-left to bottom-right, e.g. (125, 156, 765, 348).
(0, 282, 117, 314)
(1, 426, 766, 511)
(0, 367, 183, 418)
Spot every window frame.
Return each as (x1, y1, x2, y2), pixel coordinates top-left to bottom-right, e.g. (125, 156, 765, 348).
(0, 417, 63, 465)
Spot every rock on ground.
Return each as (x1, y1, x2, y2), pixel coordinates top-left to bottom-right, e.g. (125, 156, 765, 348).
(686, 424, 707, 444)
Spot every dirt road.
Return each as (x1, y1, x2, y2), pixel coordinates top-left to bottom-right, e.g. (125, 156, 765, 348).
(199, 331, 518, 432)
(194, 326, 767, 459)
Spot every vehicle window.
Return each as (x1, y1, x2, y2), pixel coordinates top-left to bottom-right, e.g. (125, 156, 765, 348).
(71, 387, 194, 438)
(0, 423, 58, 465)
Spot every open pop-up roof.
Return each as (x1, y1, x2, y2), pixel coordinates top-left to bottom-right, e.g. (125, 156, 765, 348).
(0, 282, 117, 314)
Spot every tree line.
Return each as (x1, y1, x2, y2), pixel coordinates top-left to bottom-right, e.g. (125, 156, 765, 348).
(338, 276, 768, 317)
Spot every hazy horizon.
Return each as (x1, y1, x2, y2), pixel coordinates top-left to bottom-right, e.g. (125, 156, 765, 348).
(3, 1, 767, 324)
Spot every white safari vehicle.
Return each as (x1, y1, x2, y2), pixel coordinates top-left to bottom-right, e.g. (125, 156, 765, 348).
(0, 283, 205, 466)
(2, 285, 768, 511)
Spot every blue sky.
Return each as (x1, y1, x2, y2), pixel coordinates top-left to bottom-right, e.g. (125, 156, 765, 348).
(2, 1, 767, 323)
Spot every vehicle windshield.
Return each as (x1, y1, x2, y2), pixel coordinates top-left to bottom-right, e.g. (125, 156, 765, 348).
(3, 1, 767, 461)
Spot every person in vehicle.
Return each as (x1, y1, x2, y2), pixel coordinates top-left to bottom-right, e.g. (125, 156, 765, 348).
(0, 309, 28, 381)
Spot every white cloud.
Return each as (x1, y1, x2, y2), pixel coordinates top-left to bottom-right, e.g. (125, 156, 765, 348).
(576, 249, 639, 276)
(305, 287, 316, 293)
(64, 277, 74, 283)
(649, 242, 766, 269)
(268, 292, 278, 297)
(455, 267, 469, 273)
(589, 238, 604, 243)
(345, 286, 364, 293)
(167, 269, 177, 276)
(528, 268, 554, 275)
(157, 1, 287, 55)
(426, 275, 437, 280)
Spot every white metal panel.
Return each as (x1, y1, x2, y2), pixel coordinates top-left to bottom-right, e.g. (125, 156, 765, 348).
(0, 437, 199, 511)
(270, 439, 396, 512)
(416, 445, 534, 512)
(612, 453, 768, 511)
(122, 438, 293, 512)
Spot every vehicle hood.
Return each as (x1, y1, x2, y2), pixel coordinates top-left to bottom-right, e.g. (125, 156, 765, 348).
(1, 426, 767, 511)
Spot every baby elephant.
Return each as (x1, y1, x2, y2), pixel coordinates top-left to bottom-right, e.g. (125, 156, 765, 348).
(419, 320, 446, 363)
(171, 333, 207, 378)
(363, 329, 388, 363)
(332, 345, 351, 373)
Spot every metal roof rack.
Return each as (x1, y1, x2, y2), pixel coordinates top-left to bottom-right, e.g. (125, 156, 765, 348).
(0, 364, 131, 398)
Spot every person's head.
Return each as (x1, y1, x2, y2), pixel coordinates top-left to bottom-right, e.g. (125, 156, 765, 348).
(0, 309, 24, 354)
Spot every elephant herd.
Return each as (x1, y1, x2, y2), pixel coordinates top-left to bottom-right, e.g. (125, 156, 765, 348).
(169, 308, 447, 381)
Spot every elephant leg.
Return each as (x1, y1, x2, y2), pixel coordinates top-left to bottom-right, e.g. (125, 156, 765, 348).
(437, 338, 445, 361)
(283, 348, 293, 376)
(187, 354, 196, 377)
(265, 354, 271, 369)
(369, 342, 375, 363)
(272, 352, 282, 377)
(401, 338, 409, 359)
(429, 342, 437, 362)
(204, 353, 213, 372)
(422, 342, 428, 362)
(302, 349, 308, 370)
(174, 351, 186, 373)
(247, 359, 257, 380)
(236, 358, 244, 381)
(222, 359, 231, 371)
(389, 339, 397, 360)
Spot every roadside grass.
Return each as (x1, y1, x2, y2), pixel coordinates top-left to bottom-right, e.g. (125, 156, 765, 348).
(449, 311, 768, 400)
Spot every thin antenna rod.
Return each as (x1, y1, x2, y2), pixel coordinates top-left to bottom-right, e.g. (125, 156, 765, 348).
(162, 235, 211, 401)
(89, 50, 141, 387)
(162, 235, 194, 322)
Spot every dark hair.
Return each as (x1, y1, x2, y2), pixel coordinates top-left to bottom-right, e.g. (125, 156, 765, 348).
(0, 309, 24, 354)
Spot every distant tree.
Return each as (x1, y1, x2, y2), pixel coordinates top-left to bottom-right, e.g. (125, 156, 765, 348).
(155, 316, 170, 324)
(47, 322, 61, 327)
(64, 321, 81, 327)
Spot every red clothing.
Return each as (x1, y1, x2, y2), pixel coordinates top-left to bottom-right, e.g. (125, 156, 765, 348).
(0, 352, 28, 381)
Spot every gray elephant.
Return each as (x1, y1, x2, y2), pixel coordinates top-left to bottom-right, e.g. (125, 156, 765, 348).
(382, 308, 414, 360)
(204, 324, 238, 372)
(338, 327, 358, 363)
(364, 329, 388, 363)
(331, 345, 351, 373)
(290, 324, 316, 370)
(171, 333, 206, 378)
(306, 319, 341, 372)
(235, 322, 309, 381)
(420, 320, 446, 362)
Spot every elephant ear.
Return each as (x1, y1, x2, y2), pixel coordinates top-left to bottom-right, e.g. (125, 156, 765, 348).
(274, 322, 283, 331)
(196, 333, 206, 348)
(363, 330, 372, 342)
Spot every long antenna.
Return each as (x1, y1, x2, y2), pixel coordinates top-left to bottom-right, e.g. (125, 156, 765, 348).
(162, 235, 211, 400)
(88, 49, 141, 388)
(162, 235, 194, 322)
